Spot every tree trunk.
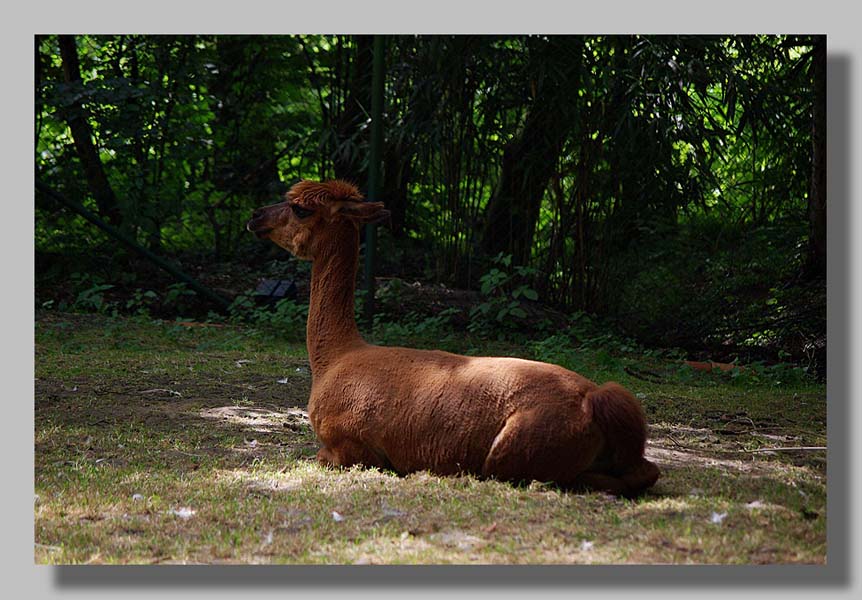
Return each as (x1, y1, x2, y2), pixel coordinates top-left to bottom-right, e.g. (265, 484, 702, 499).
(58, 35, 122, 226)
(212, 36, 283, 204)
(480, 37, 583, 264)
(333, 36, 374, 186)
(209, 36, 285, 255)
(35, 35, 44, 151)
(481, 135, 555, 263)
(381, 140, 413, 237)
(805, 35, 826, 279)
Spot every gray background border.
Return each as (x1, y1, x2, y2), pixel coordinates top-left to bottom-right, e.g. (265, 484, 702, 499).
(5, 0, 859, 597)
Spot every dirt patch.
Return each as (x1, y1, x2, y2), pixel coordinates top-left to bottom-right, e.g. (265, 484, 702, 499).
(36, 368, 311, 413)
(35, 359, 318, 477)
(647, 442, 797, 477)
(200, 405, 310, 435)
(648, 420, 826, 473)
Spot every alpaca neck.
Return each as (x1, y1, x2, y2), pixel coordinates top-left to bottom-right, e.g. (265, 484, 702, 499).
(306, 224, 365, 375)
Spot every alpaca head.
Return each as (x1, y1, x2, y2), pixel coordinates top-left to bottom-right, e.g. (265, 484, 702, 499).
(246, 180, 390, 260)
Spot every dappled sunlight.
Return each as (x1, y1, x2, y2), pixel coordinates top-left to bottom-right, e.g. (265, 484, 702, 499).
(213, 463, 315, 493)
(118, 472, 150, 486)
(199, 405, 309, 435)
(647, 442, 776, 475)
(646, 424, 827, 480)
(216, 460, 401, 497)
(629, 496, 695, 514)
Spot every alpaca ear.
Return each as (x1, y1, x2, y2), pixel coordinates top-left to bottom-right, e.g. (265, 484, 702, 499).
(334, 200, 390, 224)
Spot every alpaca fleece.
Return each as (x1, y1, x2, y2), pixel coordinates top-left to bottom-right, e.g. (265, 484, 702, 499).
(247, 179, 660, 496)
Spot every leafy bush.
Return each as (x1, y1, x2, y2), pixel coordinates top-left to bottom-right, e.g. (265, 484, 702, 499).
(372, 308, 460, 348)
(73, 283, 115, 314)
(125, 289, 159, 316)
(228, 293, 309, 340)
(608, 217, 819, 356)
(163, 283, 197, 312)
(528, 333, 585, 372)
(468, 253, 539, 338)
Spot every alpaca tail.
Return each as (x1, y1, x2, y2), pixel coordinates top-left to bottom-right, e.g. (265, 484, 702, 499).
(584, 382, 659, 495)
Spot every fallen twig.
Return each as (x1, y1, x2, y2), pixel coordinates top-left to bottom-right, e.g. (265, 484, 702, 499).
(176, 321, 226, 328)
(140, 388, 182, 397)
(169, 449, 204, 458)
(723, 416, 757, 429)
(623, 366, 666, 384)
(665, 434, 690, 450)
(743, 446, 826, 453)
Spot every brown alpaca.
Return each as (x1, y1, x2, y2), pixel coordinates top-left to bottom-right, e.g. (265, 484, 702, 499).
(247, 180, 660, 496)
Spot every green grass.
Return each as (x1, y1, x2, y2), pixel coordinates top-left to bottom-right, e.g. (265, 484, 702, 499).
(34, 311, 826, 564)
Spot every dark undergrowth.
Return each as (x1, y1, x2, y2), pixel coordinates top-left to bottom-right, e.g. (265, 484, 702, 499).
(35, 217, 825, 383)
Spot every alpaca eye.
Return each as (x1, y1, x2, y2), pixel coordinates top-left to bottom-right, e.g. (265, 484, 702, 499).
(291, 204, 315, 219)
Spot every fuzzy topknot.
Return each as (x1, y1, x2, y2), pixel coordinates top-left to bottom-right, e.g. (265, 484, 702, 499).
(287, 179, 365, 209)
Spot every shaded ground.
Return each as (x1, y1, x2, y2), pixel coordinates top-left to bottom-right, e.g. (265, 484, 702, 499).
(34, 312, 826, 564)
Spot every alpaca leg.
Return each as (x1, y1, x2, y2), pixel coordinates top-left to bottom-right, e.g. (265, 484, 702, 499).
(619, 458, 660, 495)
(316, 446, 340, 468)
(316, 439, 390, 470)
(481, 410, 599, 485)
(575, 458, 660, 498)
(572, 471, 629, 496)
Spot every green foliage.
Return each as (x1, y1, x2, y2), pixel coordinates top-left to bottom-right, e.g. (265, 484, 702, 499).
(64, 276, 205, 320)
(228, 293, 309, 341)
(73, 283, 115, 314)
(528, 333, 587, 373)
(35, 34, 823, 373)
(371, 308, 460, 348)
(527, 313, 815, 388)
(468, 254, 539, 337)
(36, 34, 817, 262)
(163, 283, 197, 313)
(607, 215, 822, 369)
(125, 289, 159, 316)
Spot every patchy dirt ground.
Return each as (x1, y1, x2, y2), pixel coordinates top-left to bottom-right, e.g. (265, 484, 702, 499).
(34, 312, 826, 564)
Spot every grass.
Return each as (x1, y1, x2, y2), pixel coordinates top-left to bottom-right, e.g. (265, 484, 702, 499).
(34, 311, 826, 564)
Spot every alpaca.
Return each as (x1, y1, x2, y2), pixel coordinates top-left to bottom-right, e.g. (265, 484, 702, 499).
(247, 179, 660, 496)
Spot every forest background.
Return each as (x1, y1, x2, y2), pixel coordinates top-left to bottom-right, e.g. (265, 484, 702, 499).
(34, 34, 826, 377)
